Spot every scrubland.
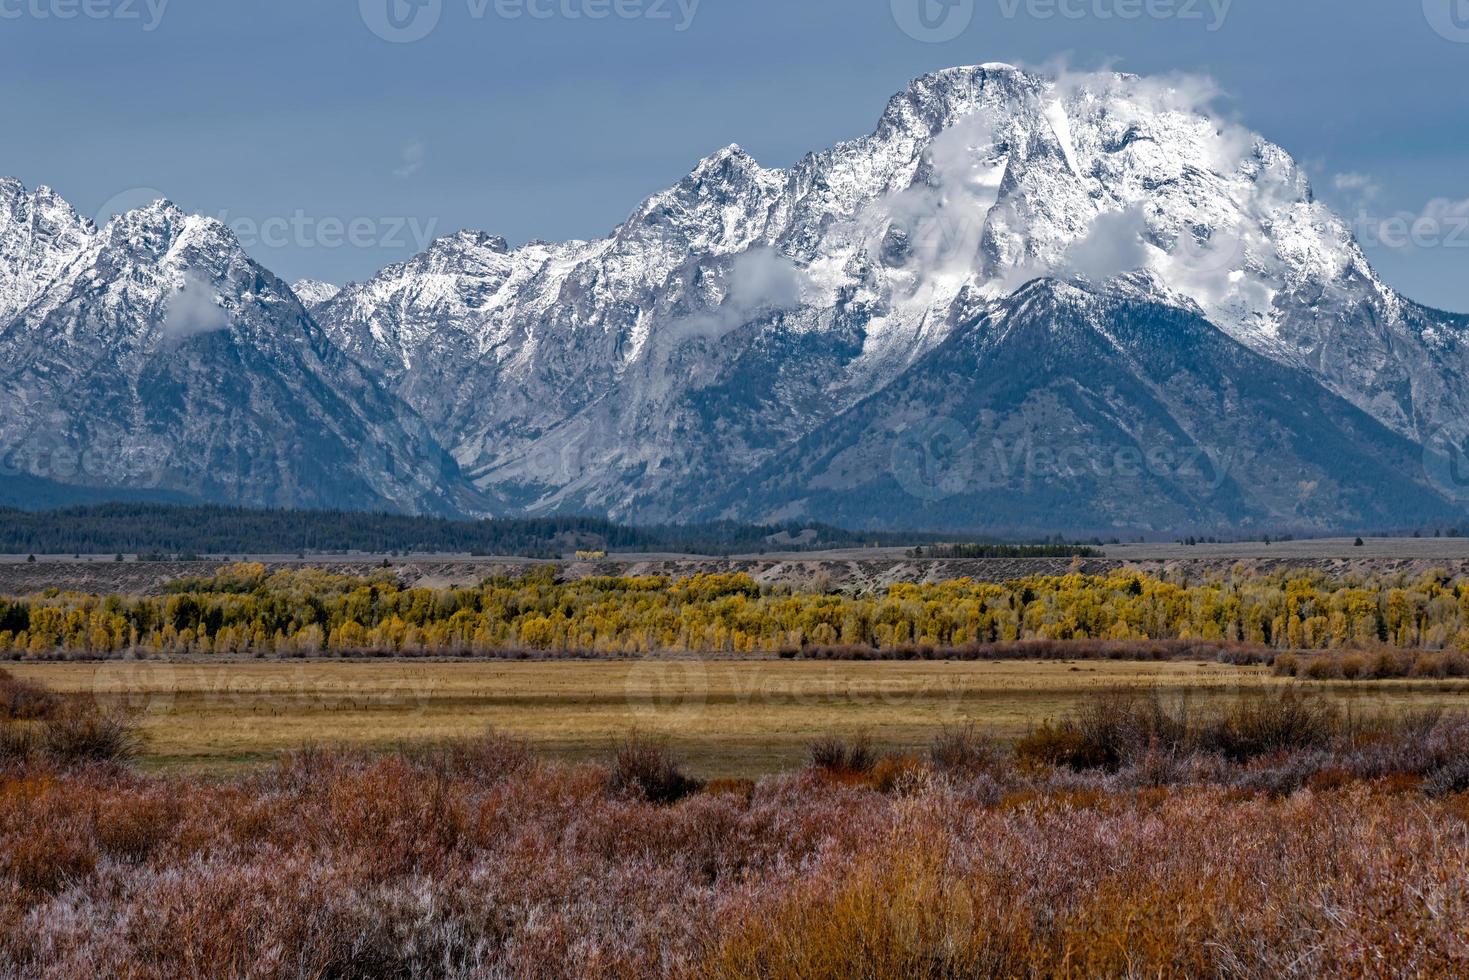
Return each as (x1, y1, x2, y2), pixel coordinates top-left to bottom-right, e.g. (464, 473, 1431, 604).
(2, 668, 1469, 978)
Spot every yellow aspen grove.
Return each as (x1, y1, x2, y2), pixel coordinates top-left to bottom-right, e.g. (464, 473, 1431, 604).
(3, 564, 1469, 660)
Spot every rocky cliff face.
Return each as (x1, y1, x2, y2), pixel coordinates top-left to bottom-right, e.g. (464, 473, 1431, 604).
(0, 180, 93, 325)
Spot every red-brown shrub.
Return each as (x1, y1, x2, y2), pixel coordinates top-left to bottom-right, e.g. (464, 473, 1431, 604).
(0, 669, 59, 722)
(808, 734, 877, 775)
(1302, 656, 1341, 680)
(5, 828, 97, 895)
(1, 705, 1468, 976)
(1271, 653, 1301, 677)
(1015, 721, 1102, 770)
(0, 725, 32, 766)
(608, 734, 702, 804)
(929, 724, 1008, 778)
(704, 778, 756, 800)
(39, 705, 141, 767)
(869, 755, 926, 794)
(408, 730, 536, 782)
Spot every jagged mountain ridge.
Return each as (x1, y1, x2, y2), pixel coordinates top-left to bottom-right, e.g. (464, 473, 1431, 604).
(311, 63, 1469, 528)
(2, 63, 1466, 529)
(0, 196, 480, 514)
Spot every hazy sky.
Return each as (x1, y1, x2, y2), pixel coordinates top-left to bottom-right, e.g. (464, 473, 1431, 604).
(3, 0, 1466, 310)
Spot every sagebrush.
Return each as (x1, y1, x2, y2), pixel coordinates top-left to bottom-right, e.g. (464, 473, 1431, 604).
(3, 694, 1469, 977)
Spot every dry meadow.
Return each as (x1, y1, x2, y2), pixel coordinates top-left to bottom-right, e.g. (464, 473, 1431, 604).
(9, 659, 1469, 777)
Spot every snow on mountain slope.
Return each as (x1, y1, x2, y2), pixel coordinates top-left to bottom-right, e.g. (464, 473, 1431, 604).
(0, 197, 479, 514)
(291, 278, 341, 309)
(314, 63, 1469, 527)
(3, 64, 1466, 528)
(0, 179, 93, 325)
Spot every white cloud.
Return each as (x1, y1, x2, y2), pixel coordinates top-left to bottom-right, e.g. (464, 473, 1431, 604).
(668, 247, 811, 343)
(393, 140, 426, 179)
(1332, 172, 1381, 203)
(845, 107, 1004, 288)
(727, 247, 806, 309)
(161, 272, 230, 340)
(1418, 197, 1469, 227)
(1368, 197, 1469, 251)
(1044, 63, 1255, 176)
(1064, 205, 1151, 283)
(1155, 225, 1253, 306)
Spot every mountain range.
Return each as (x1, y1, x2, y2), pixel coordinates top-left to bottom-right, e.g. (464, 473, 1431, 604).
(2, 64, 1466, 534)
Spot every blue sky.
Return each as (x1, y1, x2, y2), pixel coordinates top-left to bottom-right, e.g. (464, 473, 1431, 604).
(3, 0, 1466, 310)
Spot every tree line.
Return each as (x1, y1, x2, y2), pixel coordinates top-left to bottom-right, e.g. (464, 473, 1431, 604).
(908, 544, 1104, 559)
(0, 504, 935, 558)
(3, 564, 1469, 658)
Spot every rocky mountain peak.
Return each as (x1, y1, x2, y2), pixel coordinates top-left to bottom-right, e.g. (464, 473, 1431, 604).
(877, 63, 1040, 140)
(0, 178, 96, 322)
(291, 278, 341, 308)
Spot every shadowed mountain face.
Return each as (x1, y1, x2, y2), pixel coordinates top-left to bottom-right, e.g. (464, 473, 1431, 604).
(710, 278, 1458, 533)
(1, 64, 1466, 530)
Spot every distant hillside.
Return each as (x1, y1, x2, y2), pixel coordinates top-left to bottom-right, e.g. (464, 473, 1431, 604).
(0, 504, 945, 558)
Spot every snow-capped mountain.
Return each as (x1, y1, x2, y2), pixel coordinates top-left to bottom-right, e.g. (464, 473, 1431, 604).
(311, 63, 1468, 530)
(3, 63, 1467, 529)
(0, 195, 479, 513)
(291, 278, 341, 309)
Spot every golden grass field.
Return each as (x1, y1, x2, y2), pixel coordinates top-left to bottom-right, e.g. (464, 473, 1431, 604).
(11, 659, 1469, 777)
